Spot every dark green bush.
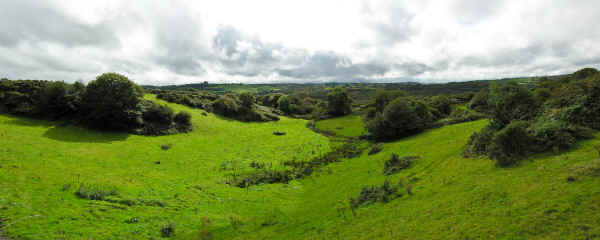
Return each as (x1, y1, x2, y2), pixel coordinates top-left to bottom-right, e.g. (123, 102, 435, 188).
(487, 121, 533, 166)
(365, 98, 434, 141)
(174, 111, 192, 131)
(349, 180, 401, 208)
(211, 96, 240, 117)
(327, 87, 352, 116)
(161, 223, 176, 237)
(143, 104, 174, 125)
(82, 73, 143, 130)
(239, 92, 255, 108)
(487, 83, 538, 129)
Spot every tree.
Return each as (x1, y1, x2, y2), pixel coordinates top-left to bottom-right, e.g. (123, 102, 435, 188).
(365, 98, 433, 141)
(82, 73, 143, 130)
(327, 87, 352, 116)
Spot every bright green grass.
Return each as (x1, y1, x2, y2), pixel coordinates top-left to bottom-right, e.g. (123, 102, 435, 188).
(2, 97, 600, 239)
(315, 115, 366, 138)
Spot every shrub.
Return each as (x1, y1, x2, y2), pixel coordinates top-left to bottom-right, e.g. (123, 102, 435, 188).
(239, 92, 255, 108)
(75, 183, 118, 201)
(210, 96, 240, 117)
(143, 104, 174, 125)
(430, 95, 452, 116)
(161, 223, 176, 238)
(468, 89, 489, 112)
(365, 98, 433, 141)
(174, 111, 192, 131)
(349, 180, 401, 208)
(463, 125, 495, 157)
(368, 144, 383, 155)
(82, 73, 143, 130)
(327, 87, 352, 116)
(572, 67, 599, 80)
(488, 121, 533, 166)
(487, 83, 537, 129)
(383, 154, 418, 175)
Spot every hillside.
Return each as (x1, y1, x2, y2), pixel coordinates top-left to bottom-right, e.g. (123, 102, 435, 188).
(1, 96, 599, 239)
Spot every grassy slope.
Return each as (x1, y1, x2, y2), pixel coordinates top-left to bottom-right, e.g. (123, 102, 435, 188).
(1, 96, 600, 239)
(314, 115, 366, 138)
(0, 95, 329, 239)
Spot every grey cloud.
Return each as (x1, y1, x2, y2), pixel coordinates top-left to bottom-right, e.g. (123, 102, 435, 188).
(450, 0, 507, 25)
(0, 0, 119, 48)
(361, 1, 416, 45)
(152, 4, 209, 76)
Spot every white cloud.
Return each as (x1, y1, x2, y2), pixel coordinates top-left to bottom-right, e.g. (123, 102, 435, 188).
(0, 0, 599, 84)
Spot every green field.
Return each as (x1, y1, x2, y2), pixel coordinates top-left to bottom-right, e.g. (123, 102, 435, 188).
(1, 96, 600, 239)
(314, 115, 366, 138)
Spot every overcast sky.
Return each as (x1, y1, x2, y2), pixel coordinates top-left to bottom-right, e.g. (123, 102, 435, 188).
(1, 0, 599, 85)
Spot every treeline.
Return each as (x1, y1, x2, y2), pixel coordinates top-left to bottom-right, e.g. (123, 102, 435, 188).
(154, 87, 353, 121)
(361, 89, 485, 141)
(463, 68, 600, 166)
(0, 73, 192, 135)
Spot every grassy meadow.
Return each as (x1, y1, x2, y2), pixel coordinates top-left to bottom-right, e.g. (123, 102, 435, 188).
(1, 96, 599, 239)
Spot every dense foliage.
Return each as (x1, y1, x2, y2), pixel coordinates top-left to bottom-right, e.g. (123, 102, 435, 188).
(0, 73, 191, 135)
(464, 68, 600, 166)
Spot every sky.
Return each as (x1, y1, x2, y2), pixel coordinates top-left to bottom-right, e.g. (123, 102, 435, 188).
(1, 0, 599, 85)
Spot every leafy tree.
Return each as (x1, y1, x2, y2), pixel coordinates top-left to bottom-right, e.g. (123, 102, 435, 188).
(82, 73, 143, 130)
(365, 98, 433, 141)
(430, 95, 452, 116)
(327, 87, 352, 116)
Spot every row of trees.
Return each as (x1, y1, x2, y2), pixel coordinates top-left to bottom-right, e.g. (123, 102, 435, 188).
(156, 87, 354, 121)
(0, 73, 192, 135)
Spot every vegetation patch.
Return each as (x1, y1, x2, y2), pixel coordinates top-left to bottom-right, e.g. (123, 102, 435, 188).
(368, 144, 383, 155)
(464, 70, 600, 166)
(75, 183, 118, 201)
(383, 154, 419, 175)
(230, 141, 366, 187)
(349, 180, 402, 208)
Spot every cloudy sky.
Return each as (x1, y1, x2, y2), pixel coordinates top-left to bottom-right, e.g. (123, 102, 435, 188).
(1, 0, 599, 85)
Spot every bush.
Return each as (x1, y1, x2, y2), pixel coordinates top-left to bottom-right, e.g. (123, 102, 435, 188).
(383, 154, 418, 175)
(239, 92, 255, 108)
(468, 89, 489, 112)
(210, 96, 240, 117)
(430, 95, 452, 116)
(161, 223, 176, 238)
(327, 87, 352, 116)
(487, 83, 537, 129)
(82, 73, 143, 130)
(365, 98, 433, 141)
(488, 121, 533, 166)
(368, 144, 383, 155)
(174, 111, 192, 131)
(349, 180, 401, 208)
(463, 125, 495, 157)
(75, 183, 118, 201)
(143, 104, 174, 125)
(572, 67, 599, 80)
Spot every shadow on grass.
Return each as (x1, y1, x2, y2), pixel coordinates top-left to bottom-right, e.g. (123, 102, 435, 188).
(43, 126, 129, 143)
(2, 114, 129, 143)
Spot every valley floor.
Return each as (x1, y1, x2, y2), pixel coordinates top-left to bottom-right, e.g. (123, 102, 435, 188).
(1, 96, 599, 239)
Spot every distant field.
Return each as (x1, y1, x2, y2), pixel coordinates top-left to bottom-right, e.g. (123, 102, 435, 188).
(1, 97, 600, 239)
(315, 115, 366, 138)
